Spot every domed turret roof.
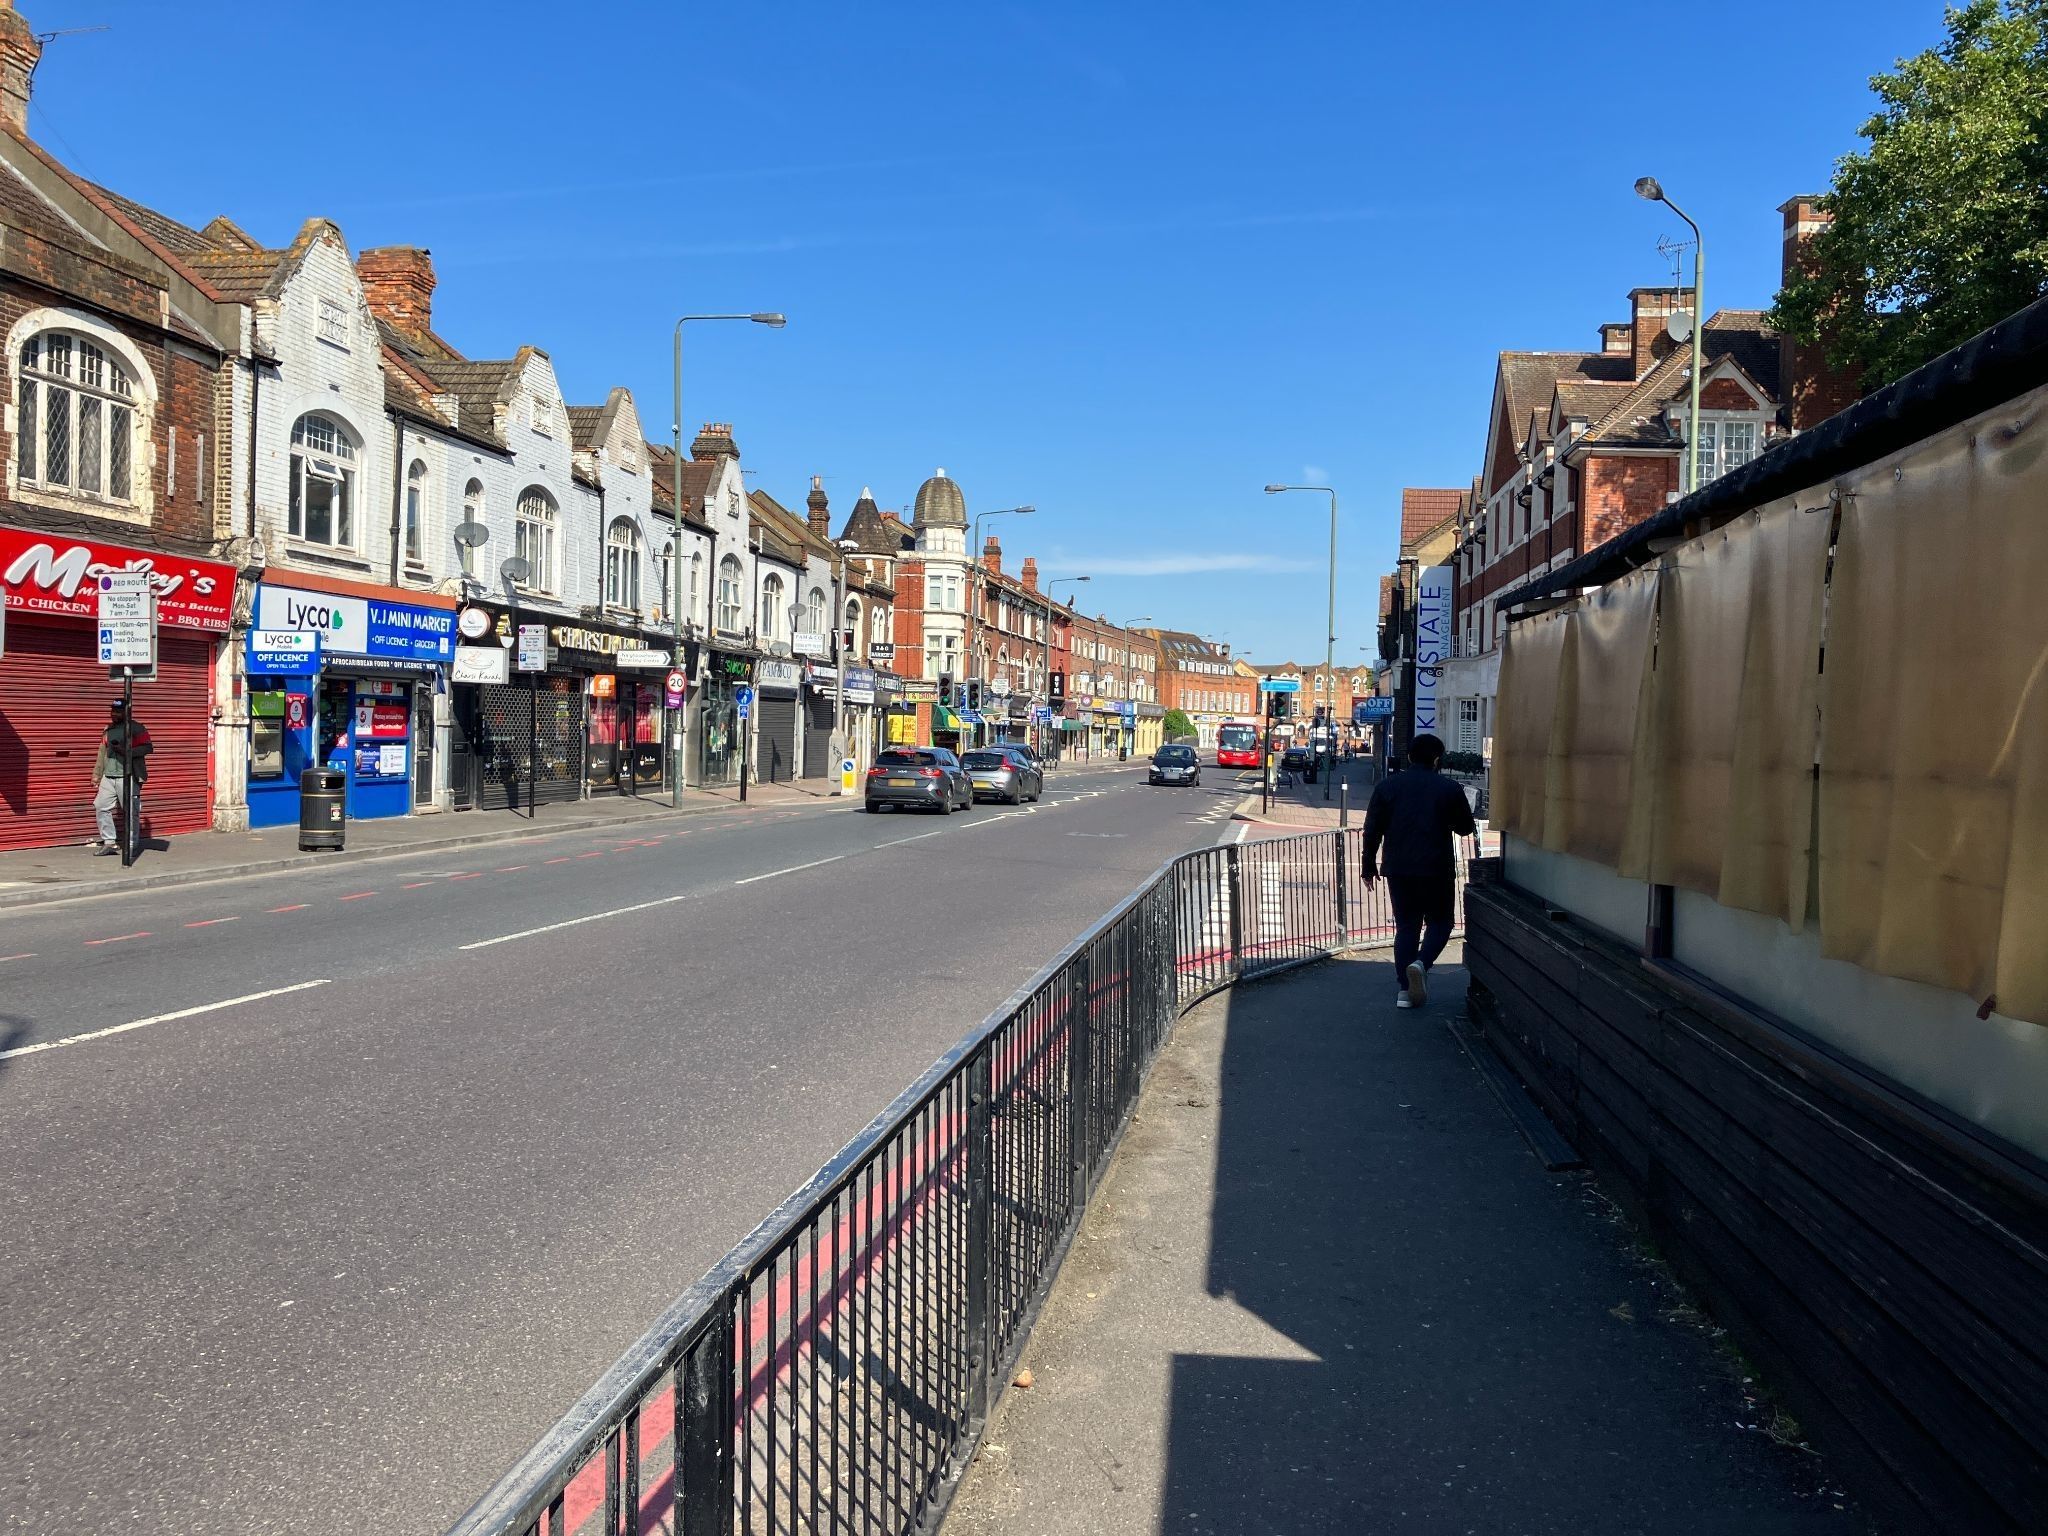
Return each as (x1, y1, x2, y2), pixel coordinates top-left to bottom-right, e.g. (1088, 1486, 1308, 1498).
(913, 468, 966, 528)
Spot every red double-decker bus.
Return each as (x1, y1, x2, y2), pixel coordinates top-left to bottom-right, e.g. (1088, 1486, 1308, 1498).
(1216, 719, 1260, 769)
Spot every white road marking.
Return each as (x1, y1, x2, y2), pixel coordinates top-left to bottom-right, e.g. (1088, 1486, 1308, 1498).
(460, 891, 703, 950)
(879, 830, 948, 847)
(0, 979, 333, 1062)
(734, 854, 844, 886)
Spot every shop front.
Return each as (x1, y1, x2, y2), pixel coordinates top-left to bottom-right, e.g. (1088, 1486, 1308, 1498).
(246, 580, 454, 826)
(800, 664, 837, 781)
(548, 625, 678, 797)
(754, 659, 802, 783)
(698, 649, 753, 787)
(0, 522, 235, 850)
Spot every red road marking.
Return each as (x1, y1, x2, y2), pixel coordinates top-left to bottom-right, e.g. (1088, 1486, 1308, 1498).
(268, 904, 309, 913)
(85, 932, 150, 946)
(544, 857, 573, 865)
(578, 851, 605, 859)
(402, 881, 434, 890)
(183, 917, 239, 928)
(339, 892, 377, 901)
(495, 865, 527, 873)
(448, 872, 484, 881)
(0, 952, 35, 962)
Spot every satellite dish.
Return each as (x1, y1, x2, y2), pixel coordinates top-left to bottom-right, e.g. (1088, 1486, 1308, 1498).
(500, 556, 532, 585)
(453, 520, 490, 549)
(1665, 309, 1695, 344)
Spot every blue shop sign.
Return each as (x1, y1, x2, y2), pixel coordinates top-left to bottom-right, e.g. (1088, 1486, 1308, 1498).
(254, 585, 457, 664)
(247, 628, 321, 676)
(1357, 696, 1395, 723)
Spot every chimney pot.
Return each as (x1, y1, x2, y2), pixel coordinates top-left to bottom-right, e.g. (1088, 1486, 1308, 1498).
(357, 247, 437, 332)
(0, 3, 41, 138)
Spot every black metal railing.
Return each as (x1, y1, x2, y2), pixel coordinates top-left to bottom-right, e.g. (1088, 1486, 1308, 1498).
(444, 827, 1472, 1536)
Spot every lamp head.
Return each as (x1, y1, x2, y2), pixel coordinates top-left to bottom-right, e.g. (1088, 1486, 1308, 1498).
(1633, 176, 1664, 202)
(1263, 484, 1287, 495)
(750, 312, 787, 328)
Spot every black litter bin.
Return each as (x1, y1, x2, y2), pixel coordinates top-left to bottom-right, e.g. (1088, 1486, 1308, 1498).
(299, 768, 346, 850)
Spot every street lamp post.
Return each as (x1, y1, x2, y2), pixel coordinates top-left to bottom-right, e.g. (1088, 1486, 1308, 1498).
(1044, 575, 1089, 762)
(1121, 615, 1152, 761)
(669, 311, 785, 806)
(968, 504, 1033, 742)
(1635, 176, 1705, 495)
(831, 537, 859, 792)
(1264, 483, 1339, 800)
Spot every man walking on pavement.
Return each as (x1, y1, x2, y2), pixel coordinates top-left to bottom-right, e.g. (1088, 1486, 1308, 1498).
(91, 699, 152, 855)
(1361, 732, 1475, 1008)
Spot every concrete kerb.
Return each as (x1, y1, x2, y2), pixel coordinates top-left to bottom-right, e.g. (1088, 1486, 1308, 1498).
(0, 796, 845, 912)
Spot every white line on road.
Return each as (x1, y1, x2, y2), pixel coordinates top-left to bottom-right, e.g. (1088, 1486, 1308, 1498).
(735, 854, 844, 886)
(879, 830, 947, 847)
(459, 891, 702, 951)
(0, 979, 333, 1063)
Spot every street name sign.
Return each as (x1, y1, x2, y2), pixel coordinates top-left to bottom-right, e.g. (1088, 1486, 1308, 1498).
(1259, 677, 1300, 693)
(615, 648, 672, 669)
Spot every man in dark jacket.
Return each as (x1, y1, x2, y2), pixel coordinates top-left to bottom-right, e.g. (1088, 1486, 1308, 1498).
(91, 700, 152, 855)
(1361, 732, 1475, 1008)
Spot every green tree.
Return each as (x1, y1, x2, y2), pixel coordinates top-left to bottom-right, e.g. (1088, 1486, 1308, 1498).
(1770, 1, 2048, 388)
(1162, 708, 1195, 741)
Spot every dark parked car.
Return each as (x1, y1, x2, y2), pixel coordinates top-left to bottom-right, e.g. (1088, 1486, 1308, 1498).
(963, 747, 1042, 803)
(1280, 744, 1314, 780)
(1148, 744, 1201, 787)
(864, 746, 973, 813)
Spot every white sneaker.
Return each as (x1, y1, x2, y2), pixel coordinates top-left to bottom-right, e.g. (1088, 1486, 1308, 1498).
(1394, 993, 1414, 1010)
(1404, 962, 1429, 1007)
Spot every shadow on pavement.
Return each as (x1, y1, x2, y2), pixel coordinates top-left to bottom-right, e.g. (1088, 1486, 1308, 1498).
(1155, 958, 1864, 1535)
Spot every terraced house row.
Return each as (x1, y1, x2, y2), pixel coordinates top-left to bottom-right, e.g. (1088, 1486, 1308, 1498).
(0, 0, 1219, 853)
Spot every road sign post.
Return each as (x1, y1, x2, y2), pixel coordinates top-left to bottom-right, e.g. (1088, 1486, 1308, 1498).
(735, 685, 754, 804)
(96, 574, 156, 866)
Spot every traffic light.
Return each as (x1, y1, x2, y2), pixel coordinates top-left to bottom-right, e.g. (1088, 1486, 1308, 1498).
(966, 680, 983, 711)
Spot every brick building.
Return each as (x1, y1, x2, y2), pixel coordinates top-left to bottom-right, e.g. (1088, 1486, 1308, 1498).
(1149, 631, 1250, 751)
(1436, 199, 1850, 760)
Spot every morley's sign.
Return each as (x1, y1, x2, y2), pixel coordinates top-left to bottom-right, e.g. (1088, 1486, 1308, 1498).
(0, 523, 234, 631)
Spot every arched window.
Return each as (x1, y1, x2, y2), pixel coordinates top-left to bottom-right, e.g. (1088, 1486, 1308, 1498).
(806, 586, 826, 638)
(1313, 673, 1326, 693)
(717, 555, 743, 633)
(605, 517, 644, 610)
(404, 459, 428, 565)
(459, 479, 484, 572)
(1351, 674, 1364, 693)
(17, 331, 139, 505)
(760, 573, 785, 641)
(871, 606, 888, 646)
(515, 487, 558, 592)
(289, 412, 358, 548)
(845, 597, 862, 656)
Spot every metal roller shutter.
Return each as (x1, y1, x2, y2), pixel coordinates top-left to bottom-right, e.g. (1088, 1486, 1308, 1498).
(476, 679, 585, 811)
(802, 694, 833, 779)
(0, 618, 214, 850)
(757, 695, 797, 783)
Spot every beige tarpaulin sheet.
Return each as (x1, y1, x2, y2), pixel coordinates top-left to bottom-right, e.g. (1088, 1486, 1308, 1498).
(1492, 604, 1574, 847)
(1648, 498, 1831, 926)
(1549, 565, 1659, 874)
(1820, 400, 2048, 1022)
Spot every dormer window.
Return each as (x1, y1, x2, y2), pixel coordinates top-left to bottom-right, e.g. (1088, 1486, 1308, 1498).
(1694, 418, 1759, 485)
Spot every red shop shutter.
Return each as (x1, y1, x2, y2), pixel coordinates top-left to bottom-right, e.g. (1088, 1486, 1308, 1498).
(0, 618, 215, 850)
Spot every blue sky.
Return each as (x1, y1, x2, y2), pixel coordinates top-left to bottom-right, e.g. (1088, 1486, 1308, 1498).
(23, 1, 1949, 663)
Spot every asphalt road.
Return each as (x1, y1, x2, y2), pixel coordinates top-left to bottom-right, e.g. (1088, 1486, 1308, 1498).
(0, 760, 1252, 1536)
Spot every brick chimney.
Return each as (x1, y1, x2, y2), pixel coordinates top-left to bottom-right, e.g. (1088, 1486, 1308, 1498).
(1021, 556, 1038, 594)
(357, 247, 436, 332)
(1629, 288, 1684, 379)
(1778, 195, 1862, 431)
(806, 474, 830, 539)
(1599, 321, 1632, 355)
(982, 534, 1002, 577)
(0, 2, 41, 137)
(691, 422, 738, 462)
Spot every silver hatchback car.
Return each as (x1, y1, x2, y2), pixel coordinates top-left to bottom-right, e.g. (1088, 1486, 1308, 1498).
(864, 746, 973, 813)
(963, 747, 1043, 804)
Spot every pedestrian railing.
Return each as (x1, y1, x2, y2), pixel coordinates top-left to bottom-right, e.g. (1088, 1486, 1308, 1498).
(444, 827, 1473, 1536)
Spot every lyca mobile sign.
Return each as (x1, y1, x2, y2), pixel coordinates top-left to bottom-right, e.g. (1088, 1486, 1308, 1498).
(255, 586, 456, 662)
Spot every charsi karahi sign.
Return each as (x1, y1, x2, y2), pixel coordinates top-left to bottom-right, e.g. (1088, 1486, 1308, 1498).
(0, 524, 235, 631)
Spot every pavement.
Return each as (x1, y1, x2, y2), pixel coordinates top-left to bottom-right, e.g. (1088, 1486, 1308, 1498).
(942, 951, 1872, 1536)
(1231, 756, 1377, 830)
(0, 778, 840, 909)
(0, 760, 1248, 1536)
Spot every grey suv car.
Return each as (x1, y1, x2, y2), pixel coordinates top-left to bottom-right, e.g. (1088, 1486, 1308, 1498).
(864, 747, 973, 813)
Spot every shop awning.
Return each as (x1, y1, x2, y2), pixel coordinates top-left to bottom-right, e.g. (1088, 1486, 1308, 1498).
(1059, 717, 1085, 731)
(933, 704, 962, 730)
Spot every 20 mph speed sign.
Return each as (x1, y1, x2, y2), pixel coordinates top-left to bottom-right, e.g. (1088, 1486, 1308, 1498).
(665, 669, 688, 694)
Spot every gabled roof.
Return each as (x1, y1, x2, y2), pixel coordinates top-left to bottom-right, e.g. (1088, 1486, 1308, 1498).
(405, 354, 529, 444)
(1572, 311, 1784, 451)
(645, 442, 715, 529)
(1553, 378, 1633, 421)
(1400, 488, 1463, 547)
(749, 487, 837, 563)
(566, 406, 606, 451)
